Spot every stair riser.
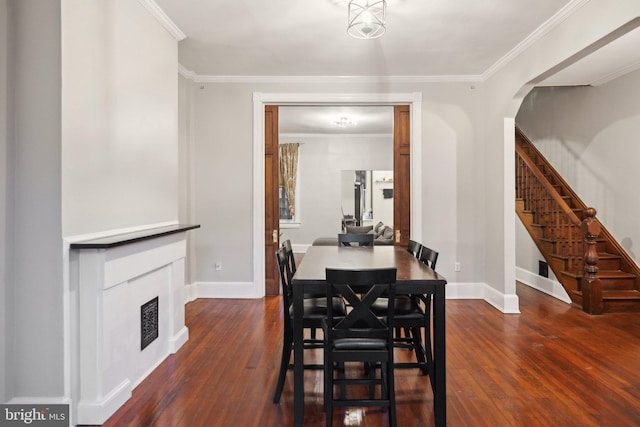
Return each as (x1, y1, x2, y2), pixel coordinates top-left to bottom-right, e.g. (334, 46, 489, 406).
(597, 259, 622, 270)
(599, 278, 637, 291)
(603, 300, 640, 313)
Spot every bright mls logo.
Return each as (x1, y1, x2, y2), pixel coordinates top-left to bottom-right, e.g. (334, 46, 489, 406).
(0, 405, 69, 426)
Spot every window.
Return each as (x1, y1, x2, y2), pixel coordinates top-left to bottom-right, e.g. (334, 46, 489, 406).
(279, 143, 300, 228)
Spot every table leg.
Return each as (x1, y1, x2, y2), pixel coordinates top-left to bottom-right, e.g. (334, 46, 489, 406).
(433, 286, 446, 426)
(293, 284, 304, 426)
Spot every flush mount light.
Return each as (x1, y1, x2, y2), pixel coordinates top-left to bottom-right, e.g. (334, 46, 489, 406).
(347, 0, 387, 39)
(333, 117, 357, 127)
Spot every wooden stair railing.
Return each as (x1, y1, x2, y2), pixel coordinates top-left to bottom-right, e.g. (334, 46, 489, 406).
(515, 127, 640, 314)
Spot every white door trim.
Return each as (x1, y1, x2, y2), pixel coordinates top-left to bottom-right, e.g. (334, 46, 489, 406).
(252, 92, 423, 297)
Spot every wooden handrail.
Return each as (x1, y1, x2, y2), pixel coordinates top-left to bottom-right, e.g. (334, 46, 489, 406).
(515, 144, 581, 226)
(516, 127, 588, 213)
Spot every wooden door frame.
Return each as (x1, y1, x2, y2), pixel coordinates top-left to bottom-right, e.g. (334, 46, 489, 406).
(252, 92, 423, 297)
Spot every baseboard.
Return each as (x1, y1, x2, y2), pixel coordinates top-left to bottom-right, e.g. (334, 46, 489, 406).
(185, 280, 523, 312)
(516, 267, 571, 304)
(484, 284, 521, 314)
(190, 281, 261, 299)
(169, 326, 189, 354)
(77, 379, 131, 425)
(445, 282, 485, 299)
(446, 282, 520, 313)
(7, 396, 72, 405)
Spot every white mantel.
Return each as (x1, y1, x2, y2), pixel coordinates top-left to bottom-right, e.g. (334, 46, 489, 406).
(69, 225, 198, 425)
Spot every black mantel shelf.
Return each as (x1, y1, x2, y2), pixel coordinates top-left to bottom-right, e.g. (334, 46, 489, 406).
(69, 224, 200, 249)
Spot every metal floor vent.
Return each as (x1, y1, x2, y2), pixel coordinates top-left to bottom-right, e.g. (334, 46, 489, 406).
(141, 297, 159, 350)
(538, 260, 549, 278)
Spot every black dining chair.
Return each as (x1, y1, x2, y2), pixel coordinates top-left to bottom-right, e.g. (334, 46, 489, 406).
(337, 233, 374, 247)
(419, 246, 439, 270)
(272, 248, 347, 404)
(397, 246, 440, 377)
(323, 267, 397, 427)
(281, 239, 297, 274)
(371, 246, 440, 376)
(407, 239, 422, 259)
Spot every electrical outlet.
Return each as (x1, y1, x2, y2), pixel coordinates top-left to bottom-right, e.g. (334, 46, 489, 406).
(215, 262, 222, 271)
(454, 262, 461, 272)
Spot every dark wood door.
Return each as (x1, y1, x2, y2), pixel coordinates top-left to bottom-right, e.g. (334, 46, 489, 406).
(394, 105, 411, 247)
(264, 105, 280, 295)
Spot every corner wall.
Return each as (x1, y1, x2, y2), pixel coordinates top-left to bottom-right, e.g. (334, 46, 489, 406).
(7, 0, 64, 398)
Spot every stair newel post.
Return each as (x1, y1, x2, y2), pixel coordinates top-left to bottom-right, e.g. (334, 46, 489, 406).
(582, 207, 603, 314)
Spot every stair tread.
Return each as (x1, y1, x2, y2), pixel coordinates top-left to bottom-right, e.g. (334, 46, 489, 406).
(549, 252, 619, 260)
(561, 270, 636, 279)
(572, 289, 640, 299)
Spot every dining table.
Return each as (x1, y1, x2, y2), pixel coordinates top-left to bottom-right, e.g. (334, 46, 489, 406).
(290, 244, 447, 426)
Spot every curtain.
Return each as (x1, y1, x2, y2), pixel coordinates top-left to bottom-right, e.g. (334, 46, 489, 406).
(279, 143, 299, 217)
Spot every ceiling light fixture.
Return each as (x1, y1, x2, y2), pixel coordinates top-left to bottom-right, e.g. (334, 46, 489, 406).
(347, 0, 387, 39)
(333, 117, 356, 127)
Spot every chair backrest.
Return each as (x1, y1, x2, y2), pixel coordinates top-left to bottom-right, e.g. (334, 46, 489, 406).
(276, 247, 293, 303)
(325, 268, 397, 340)
(407, 239, 423, 258)
(419, 246, 439, 270)
(281, 239, 296, 274)
(338, 233, 374, 247)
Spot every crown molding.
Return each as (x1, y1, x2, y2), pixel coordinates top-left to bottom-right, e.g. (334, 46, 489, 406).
(178, 64, 197, 80)
(591, 60, 640, 86)
(482, 0, 590, 80)
(176, 69, 482, 84)
(138, 0, 186, 41)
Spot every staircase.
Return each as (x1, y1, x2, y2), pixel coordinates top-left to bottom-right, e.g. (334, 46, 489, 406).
(515, 128, 640, 314)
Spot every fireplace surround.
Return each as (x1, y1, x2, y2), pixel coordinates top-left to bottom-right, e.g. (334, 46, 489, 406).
(69, 224, 199, 424)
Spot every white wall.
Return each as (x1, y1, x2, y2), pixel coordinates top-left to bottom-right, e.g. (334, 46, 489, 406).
(517, 76, 640, 266)
(179, 75, 197, 285)
(62, 0, 179, 237)
(0, 0, 9, 403)
(187, 80, 482, 290)
(6, 0, 64, 398)
(279, 134, 392, 245)
(371, 171, 394, 228)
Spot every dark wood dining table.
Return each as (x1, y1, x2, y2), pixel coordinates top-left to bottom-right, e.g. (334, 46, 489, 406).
(291, 245, 447, 426)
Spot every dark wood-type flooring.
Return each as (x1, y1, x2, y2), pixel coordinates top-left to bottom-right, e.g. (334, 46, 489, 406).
(97, 283, 640, 426)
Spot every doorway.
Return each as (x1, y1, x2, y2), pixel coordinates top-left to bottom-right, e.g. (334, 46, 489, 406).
(253, 93, 423, 297)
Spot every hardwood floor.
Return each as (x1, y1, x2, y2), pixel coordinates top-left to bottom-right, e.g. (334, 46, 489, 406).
(97, 283, 640, 426)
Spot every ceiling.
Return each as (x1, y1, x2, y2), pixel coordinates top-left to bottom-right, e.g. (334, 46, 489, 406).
(153, 0, 640, 133)
(279, 105, 393, 135)
(156, 0, 579, 77)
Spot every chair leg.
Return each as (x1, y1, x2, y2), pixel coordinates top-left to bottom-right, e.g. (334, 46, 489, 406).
(403, 327, 413, 350)
(387, 360, 397, 427)
(273, 333, 293, 403)
(369, 363, 376, 400)
(325, 355, 333, 426)
(410, 327, 427, 368)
